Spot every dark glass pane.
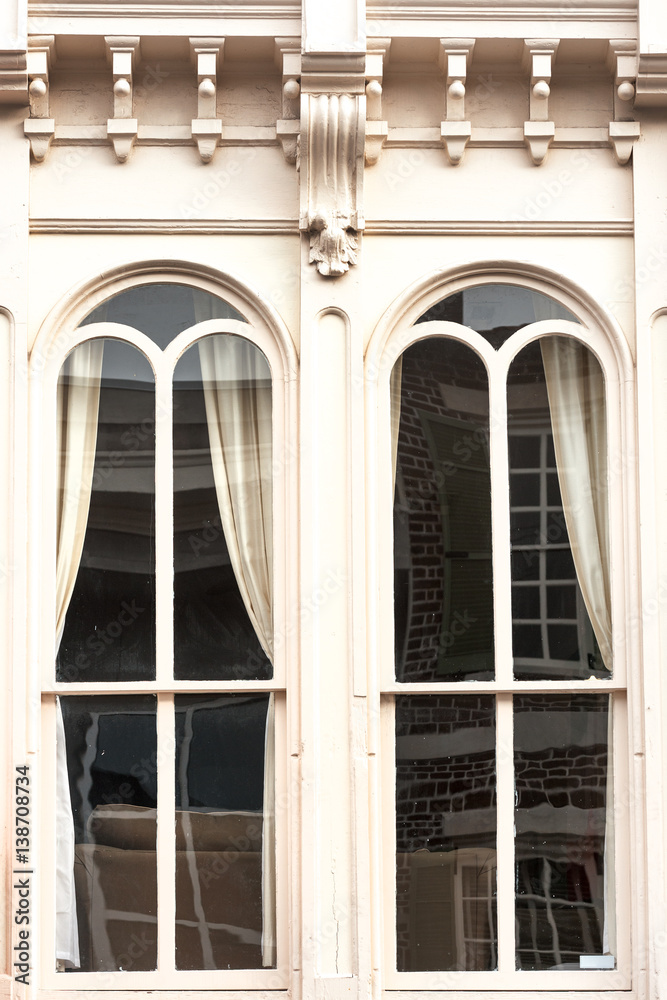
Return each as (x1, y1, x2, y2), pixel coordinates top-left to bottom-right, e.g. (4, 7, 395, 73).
(57, 341, 156, 683)
(547, 548, 576, 580)
(394, 339, 494, 682)
(81, 284, 244, 349)
(510, 473, 540, 507)
(60, 695, 157, 972)
(548, 625, 580, 661)
(512, 550, 540, 582)
(547, 472, 562, 506)
(514, 694, 612, 971)
(509, 435, 540, 470)
(547, 585, 577, 619)
(511, 511, 541, 547)
(513, 624, 543, 659)
(417, 284, 575, 349)
(512, 586, 540, 620)
(173, 337, 272, 681)
(508, 340, 608, 680)
(174, 694, 272, 970)
(396, 695, 497, 971)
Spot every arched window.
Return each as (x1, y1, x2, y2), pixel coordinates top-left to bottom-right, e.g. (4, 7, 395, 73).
(36, 279, 291, 990)
(375, 281, 630, 991)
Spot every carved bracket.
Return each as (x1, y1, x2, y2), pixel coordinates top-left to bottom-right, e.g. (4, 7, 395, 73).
(190, 37, 224, 163)
(523, 39, 558, 165)
(607, 40, 639, 163)
(365, 38, 390, 165)
(439, 38, 474, 165)
(24, 36, 55, 162)
(276, 38, 301, 164)
(609, 120, 641, 165)
(105, 36, 140, 162)
(301, 93, 364, 277)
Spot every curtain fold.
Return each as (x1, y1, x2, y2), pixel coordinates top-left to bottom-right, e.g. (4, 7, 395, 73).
(390, 358, 403, 491)
(55, 340, 105, 968)
(196, 316, 276, 967)
(540, 337, 612, 671)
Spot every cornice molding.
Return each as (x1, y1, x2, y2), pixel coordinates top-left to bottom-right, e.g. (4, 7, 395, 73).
(29, 1, 299, 17)
(635, 53, 667, 107)
(0, 50, 28, 105)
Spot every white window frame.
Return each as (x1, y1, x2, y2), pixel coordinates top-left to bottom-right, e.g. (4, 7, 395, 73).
(365, 267, 642, 997)
(29, 266, 298, 993)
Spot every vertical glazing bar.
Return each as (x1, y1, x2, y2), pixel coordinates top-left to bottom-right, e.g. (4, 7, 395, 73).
(496, 692, 515, 972)
(157, 692, 175, 972)
(489, 350, 512, 684)
(155, 353, 173, 687)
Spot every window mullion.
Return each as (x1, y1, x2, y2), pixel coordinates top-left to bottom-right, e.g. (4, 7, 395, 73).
(489, 354, 512, 684)
(496, 691, 515, 972)
(157, 692, 175, 974)
(155, 357, 174, 688)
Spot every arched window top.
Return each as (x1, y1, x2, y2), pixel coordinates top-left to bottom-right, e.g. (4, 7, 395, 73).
(416, 283, 578, 349)
(80, 283, 245, 350)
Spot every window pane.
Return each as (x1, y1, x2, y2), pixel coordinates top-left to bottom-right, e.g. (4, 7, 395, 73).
(417, 285, 576, 349)
(394, 339, 493, 682)
(174, 694, 273, 970)
(57, 340, 156, 683)
(514, 694, 613, 971)
(61, 695, 157, 972)
(81, 284, 244, 349)
(508, 339, 609, 680)
(173, 336, 272, 681)
(396, 695, 497, 971)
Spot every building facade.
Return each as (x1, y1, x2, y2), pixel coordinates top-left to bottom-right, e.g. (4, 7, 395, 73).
(1, 0, 667, 997)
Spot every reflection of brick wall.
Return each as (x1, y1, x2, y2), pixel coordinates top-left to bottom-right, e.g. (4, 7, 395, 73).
(395, 350, 448, 681)
(396, 697, 496, 853)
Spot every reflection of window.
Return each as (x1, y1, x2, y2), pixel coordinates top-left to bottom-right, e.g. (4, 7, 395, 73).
(44, 282, 285, 989)
(384, 284, 626, 991)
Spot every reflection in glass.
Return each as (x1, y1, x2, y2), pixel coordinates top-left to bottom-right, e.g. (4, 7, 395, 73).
(173, 337, 272, 681)
(508, 339, 609, 680)
(175, 694, 272, 970)
(417, 284, 576, 348)
(514, 694, 612, 970)
(57, 341, 156, 683)
(61, 695, 157, 972)
(396, 696, 497, 971)
(81, 284, 244, 350)
(394, 339, 493, 682)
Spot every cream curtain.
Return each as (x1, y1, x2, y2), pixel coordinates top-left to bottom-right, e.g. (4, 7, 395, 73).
(55, 340, 105, 968)
(540, 337, 612, 671)
(195, 316, 275, 967)
(539, 331, 614, 959)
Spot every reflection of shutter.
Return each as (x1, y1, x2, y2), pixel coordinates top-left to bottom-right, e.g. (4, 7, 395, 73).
(419, 412, 494, 676)
(405, 850, 497, 971)
(408, 855, 456, 971)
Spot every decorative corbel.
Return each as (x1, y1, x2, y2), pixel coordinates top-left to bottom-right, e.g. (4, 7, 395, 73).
(275, 38, 301, 164)
(190, 38, 224, 164)
(24, 36, 55, 162)
(301, 93, 364, 277)
(522, 39, 558, 165)
(105, 37, 140, 163)
(365, 38, 390, 166)
(438, 38, 474, 166)
(606, 40, 640, 165)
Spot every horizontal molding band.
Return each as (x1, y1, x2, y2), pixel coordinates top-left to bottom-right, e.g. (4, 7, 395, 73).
(365, 219, 634, 235)
(29, 2, 299, 16)
(30, 218, 633, 236)
(30, 218, 300, 233)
